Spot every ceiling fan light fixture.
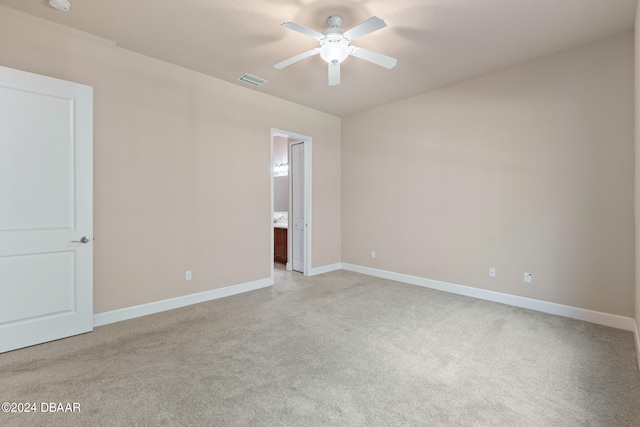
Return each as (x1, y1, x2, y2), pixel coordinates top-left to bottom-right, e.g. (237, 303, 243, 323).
(320, 40, 349, 65)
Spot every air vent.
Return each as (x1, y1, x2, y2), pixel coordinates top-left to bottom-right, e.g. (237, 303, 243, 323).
(238, 73, 268, 87)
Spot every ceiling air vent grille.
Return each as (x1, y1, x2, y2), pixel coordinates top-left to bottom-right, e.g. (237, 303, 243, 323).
(238, 73, 268, 87)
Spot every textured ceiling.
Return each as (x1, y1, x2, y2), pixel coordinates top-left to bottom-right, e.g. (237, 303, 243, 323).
(0, 0, 637, 117)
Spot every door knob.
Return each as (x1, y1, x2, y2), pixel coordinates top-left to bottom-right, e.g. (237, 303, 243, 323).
(72, 236, 90, 243)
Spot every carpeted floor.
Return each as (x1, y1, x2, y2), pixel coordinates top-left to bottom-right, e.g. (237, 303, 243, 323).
(1, 269, 639, 426)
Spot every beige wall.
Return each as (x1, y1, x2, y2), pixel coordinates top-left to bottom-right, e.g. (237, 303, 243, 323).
(273, 136, 288, 171)
(273, 136, 289, 212)
(0, 8, 341, 313)
(342, 32, 635, 316)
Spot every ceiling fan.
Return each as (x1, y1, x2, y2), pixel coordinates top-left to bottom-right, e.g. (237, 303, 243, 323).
(274, 15, 398, 86)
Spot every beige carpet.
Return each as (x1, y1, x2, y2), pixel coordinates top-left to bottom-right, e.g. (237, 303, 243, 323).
(1, 269, 639, 426)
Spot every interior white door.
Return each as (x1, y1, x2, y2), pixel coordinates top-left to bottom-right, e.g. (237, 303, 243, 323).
(0, 66, 93, 353)
(291, 142, 304, 272)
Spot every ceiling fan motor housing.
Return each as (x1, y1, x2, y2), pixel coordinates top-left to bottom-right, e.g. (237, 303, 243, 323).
(327, 15, 343, 28)
(49, 0, 71, 11)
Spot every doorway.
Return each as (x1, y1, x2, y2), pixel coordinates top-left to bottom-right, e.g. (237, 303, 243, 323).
(270, 128, 312, 283)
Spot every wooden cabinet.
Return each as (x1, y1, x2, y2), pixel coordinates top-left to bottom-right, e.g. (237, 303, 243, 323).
(274, 227, 287, 264)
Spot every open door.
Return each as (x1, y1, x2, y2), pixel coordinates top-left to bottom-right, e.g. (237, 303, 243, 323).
(0, 66, 93, 353)
(291, 142, 304, 272)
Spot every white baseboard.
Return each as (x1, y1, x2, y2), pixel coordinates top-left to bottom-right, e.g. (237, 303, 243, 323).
(93, 278, 272, 327)
(92, 263, 638, 358)
(342, 263, 636, 332)
(308, 262, 343, 276)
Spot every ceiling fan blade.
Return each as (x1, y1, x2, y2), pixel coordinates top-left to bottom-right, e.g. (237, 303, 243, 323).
(282, 21, 325, 40)
(328, 62, 340, 86)
(274, 49, 320, 69)
(349, 46, 397, 69)
(343, 16, 386, 41)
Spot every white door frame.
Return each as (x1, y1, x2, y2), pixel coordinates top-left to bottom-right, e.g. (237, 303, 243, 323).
(270, 128, 312, 282)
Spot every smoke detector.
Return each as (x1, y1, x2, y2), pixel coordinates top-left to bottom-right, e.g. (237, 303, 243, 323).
(49, 0, 71, 12)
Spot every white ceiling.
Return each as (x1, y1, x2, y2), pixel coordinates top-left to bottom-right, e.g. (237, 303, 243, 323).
(0, 0, 636, 117)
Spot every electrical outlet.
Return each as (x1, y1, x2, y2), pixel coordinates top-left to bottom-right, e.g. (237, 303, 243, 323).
(524, 272, 532, 283)
(186, 270, 192, 281)
(371, 251, 376, 259)
(489, 267, 496, 278)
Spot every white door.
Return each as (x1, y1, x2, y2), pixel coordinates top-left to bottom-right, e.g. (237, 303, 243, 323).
(291, 142, 304, 272)
(0, 66, 93, 353)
